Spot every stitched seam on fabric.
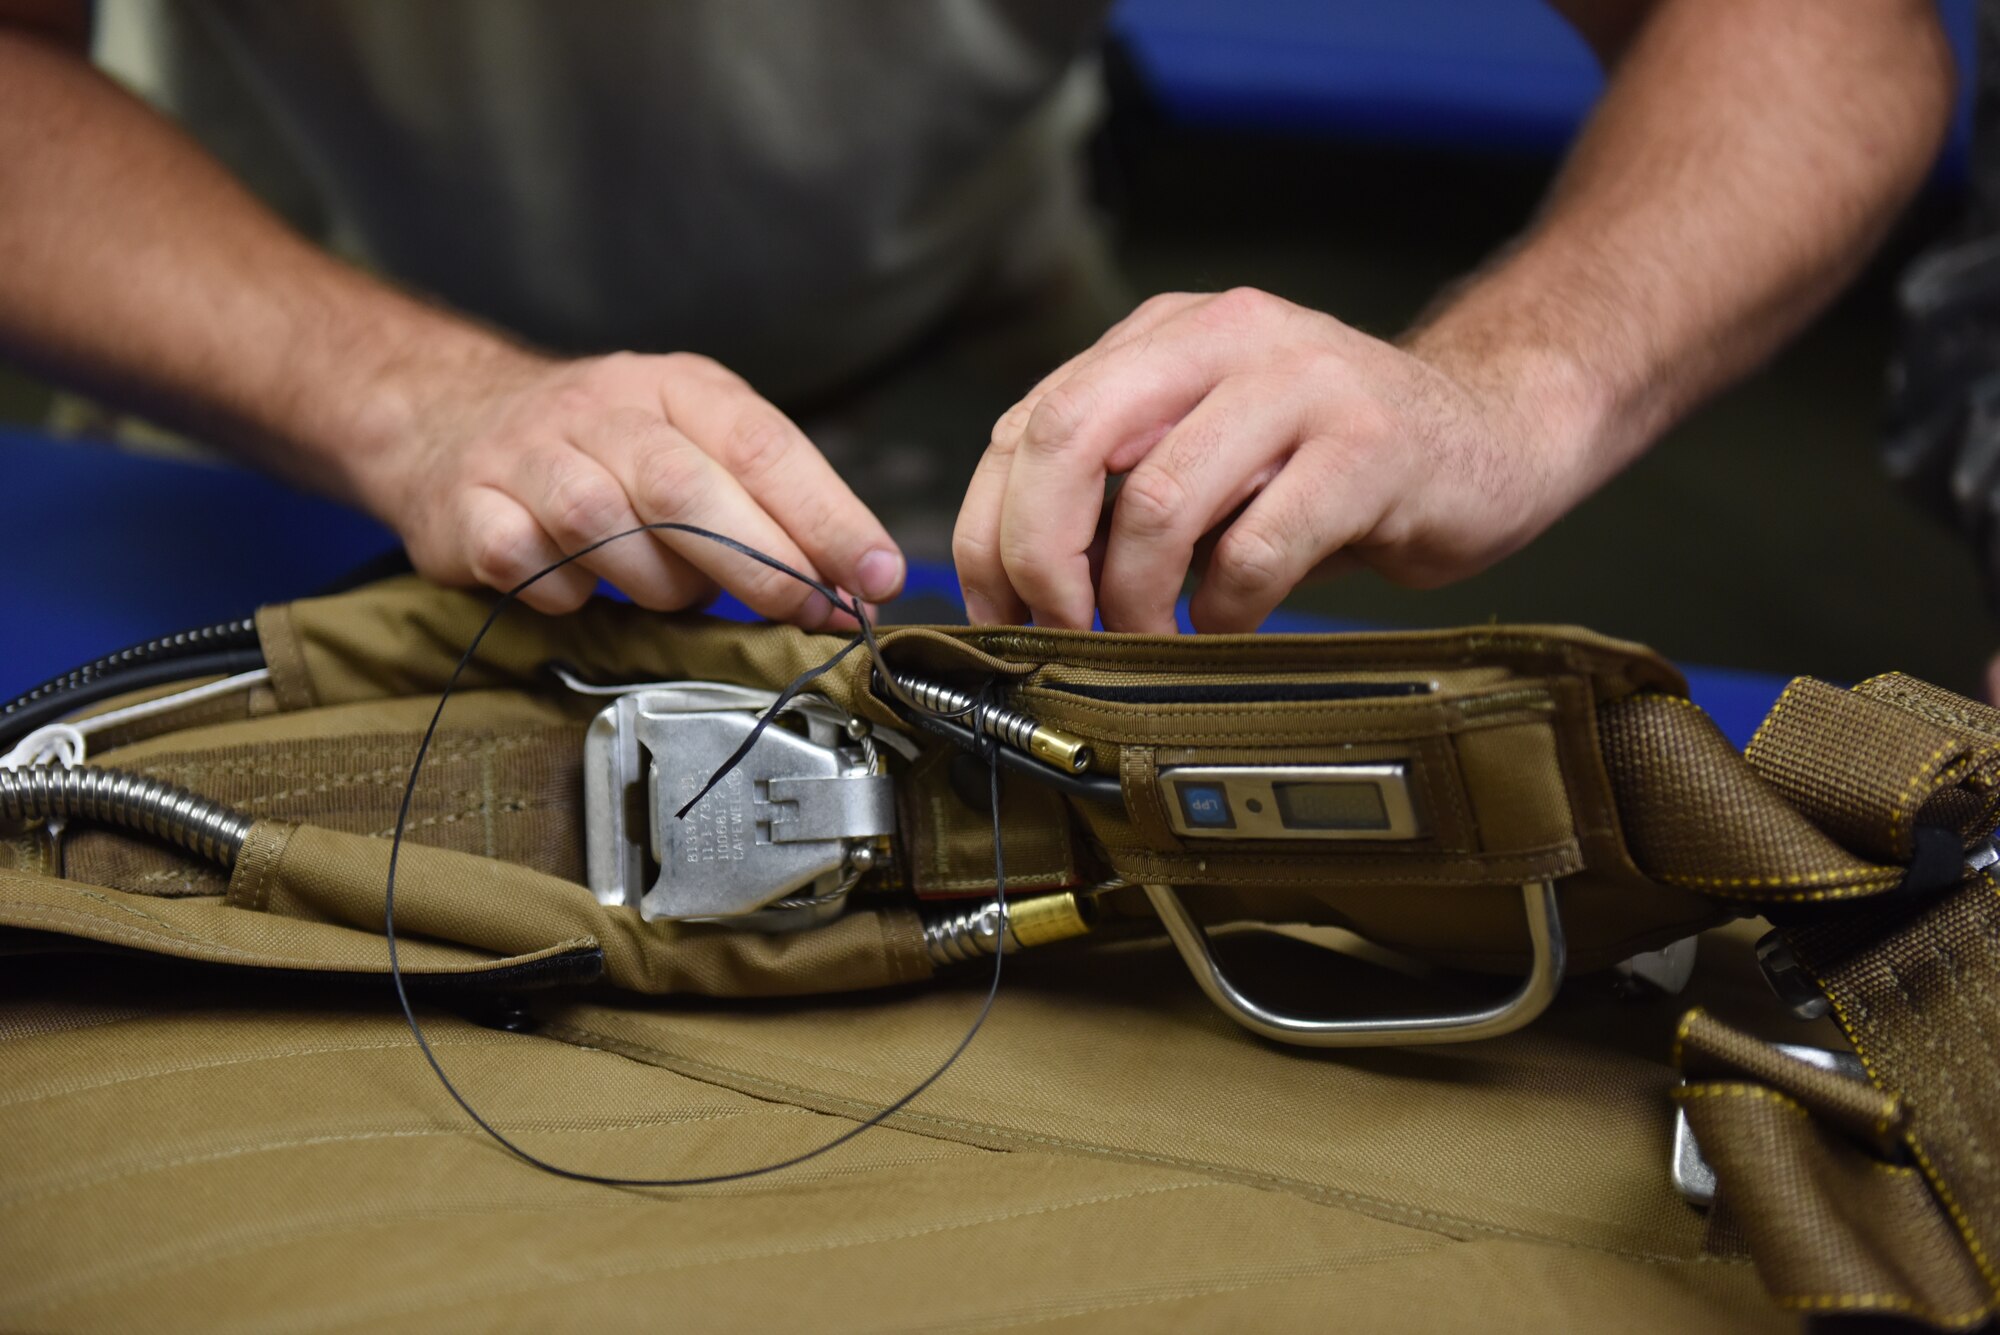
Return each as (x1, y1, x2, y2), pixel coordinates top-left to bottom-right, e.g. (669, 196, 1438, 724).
(1774, 1292, 1994, 1326)
(0, 1035, 520, 1110)
(365, 797, 540, 839)
(1890, 739, 1962, 858)
(542, 1021, 1730, 1268)
(1651, 868, 1894, 893)
(1744, 679, 1805, 761)
(136, 733, 542, 781)
(1881, 954, 2000, 1291)
(923, 871, 1073, 891)
(1669, 1008, 1705, 1070)
(1670, 1083, 1812, 1120)
(1807, 896, 2000, 1296)
(1099, 856, 1577, 886)
(956, 630, 1604, 670)
(0, 903, 595, 973)
(1, 1109, 808, 1209)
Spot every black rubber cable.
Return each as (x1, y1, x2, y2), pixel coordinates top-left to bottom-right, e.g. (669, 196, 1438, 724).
(386, 522, 1013, 1187)
(0, 648, 269, 751)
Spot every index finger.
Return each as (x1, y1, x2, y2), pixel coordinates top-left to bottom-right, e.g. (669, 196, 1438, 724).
(660, 367, 904, 605)
(957, 294, 1207, 625)
(575, 410, 847, 629)
(997, 331, 1227, 628)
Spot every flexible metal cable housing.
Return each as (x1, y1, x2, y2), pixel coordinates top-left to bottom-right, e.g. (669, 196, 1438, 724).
(0, 765, 252, 868)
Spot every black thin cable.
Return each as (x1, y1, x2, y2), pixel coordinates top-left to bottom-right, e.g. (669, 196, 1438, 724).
(672, 634, 869, 820)
(386, 522, 1010, 1187)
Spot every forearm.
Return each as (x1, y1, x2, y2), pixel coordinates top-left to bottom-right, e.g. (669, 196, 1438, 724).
(0, 24, 527, 502)
(1404, 0, 1956, 493)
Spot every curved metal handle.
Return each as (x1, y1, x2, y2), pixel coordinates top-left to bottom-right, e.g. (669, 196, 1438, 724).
(1143, 880, 1566, 1047)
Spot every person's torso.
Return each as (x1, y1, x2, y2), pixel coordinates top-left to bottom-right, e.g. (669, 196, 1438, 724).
(97, 0, 1111, 400)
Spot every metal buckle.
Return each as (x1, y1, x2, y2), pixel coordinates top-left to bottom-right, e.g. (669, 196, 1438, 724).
(1754, 930, 1832, 1021)
(582, 684, 893, 923)
(1141, 879, 1566, 1047)
(1670, 1044, 1866, 1205)
(1613, 936, 1701, 997)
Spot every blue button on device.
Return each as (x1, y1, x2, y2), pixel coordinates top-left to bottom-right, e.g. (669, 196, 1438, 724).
(1175, 782, 1235, 830)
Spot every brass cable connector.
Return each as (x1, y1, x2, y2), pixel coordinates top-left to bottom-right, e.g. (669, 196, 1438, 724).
(888, 672, 1094, 773)
(921, 890, 1097, 967)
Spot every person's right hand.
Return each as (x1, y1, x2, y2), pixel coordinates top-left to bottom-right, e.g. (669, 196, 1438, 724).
(348, 349, 905, 624)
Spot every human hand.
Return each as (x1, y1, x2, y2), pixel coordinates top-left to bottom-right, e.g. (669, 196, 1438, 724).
(350, 349, 905, 622)
(953, 288, 1596, 633)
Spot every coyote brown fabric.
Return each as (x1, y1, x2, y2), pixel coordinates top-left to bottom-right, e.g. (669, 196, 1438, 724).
(1673, 1011, 1995, 1328)
(0, 928, 1794, 1333)
(250, 820, 934, 997)
(1597, 695, 1906, 903)
(251, 581, 1715, 971)
(1746, 675, 2000, 864)
(4, 581, 1963, 981)
(1665, 677, 2000, 1329)
(1774, 875, 2000, 1329)
(9, 580, 2000, 1328)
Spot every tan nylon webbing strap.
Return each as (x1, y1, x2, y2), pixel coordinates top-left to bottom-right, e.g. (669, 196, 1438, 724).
(1598, 674, 2000, 905)
(1673, 1011, 1993, 1327)
(1597, 695, 1901, 902)
(1667, 676, 2000, 1329)
(1771, 878, 2000, 1329)
(1750, 676, 2000, 865)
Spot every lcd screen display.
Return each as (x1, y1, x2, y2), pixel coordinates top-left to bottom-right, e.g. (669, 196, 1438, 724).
(1272, 780, 1390, 831)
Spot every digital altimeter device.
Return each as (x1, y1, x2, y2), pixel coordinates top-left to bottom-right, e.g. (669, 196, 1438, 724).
(1160, 763, 1422, 840)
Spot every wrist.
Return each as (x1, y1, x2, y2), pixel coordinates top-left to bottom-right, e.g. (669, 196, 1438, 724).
(307, 318, 548, 521)
(1402, 291, 1636, 504)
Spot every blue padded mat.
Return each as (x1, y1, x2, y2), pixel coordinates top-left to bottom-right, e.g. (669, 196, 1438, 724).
(1111, 0, 1977, 176)
(2, 429, 1786, 746)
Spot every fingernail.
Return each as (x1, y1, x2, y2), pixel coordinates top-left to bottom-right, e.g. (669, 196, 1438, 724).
(856, 548, 904, 602)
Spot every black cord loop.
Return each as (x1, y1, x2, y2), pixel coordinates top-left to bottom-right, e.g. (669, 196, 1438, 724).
(386, 523, 1009, 1187)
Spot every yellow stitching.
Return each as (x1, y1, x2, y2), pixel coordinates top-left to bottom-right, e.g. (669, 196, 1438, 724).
(1745, 678, 1809, 761)
(1668, 1083, 1811, 1120)
(1889, 738, 1962, 857)
(1671, 1018, 1897, 1134)
(1808, 906, 2000, 1294)
(1670, 1007, 1706, 1071)
(1627, 692, 1717, 720)
(1776, 1293, 1993, 1326)
(1653, 866, 1897, 891)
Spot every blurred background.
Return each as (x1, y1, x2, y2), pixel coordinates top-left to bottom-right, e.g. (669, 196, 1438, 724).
(2, 0, 1985, 692)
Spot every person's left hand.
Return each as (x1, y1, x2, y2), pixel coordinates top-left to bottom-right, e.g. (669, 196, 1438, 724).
(952, 287, 1593, 633)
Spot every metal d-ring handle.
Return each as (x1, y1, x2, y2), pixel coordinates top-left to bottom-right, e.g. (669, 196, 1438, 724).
(1143, 880, 1566, 1047)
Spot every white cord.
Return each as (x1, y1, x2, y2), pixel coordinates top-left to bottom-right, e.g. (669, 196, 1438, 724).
(0, 723, 85, 772)
(2, 667, 269, 851)
(0, 668, 271, 772)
